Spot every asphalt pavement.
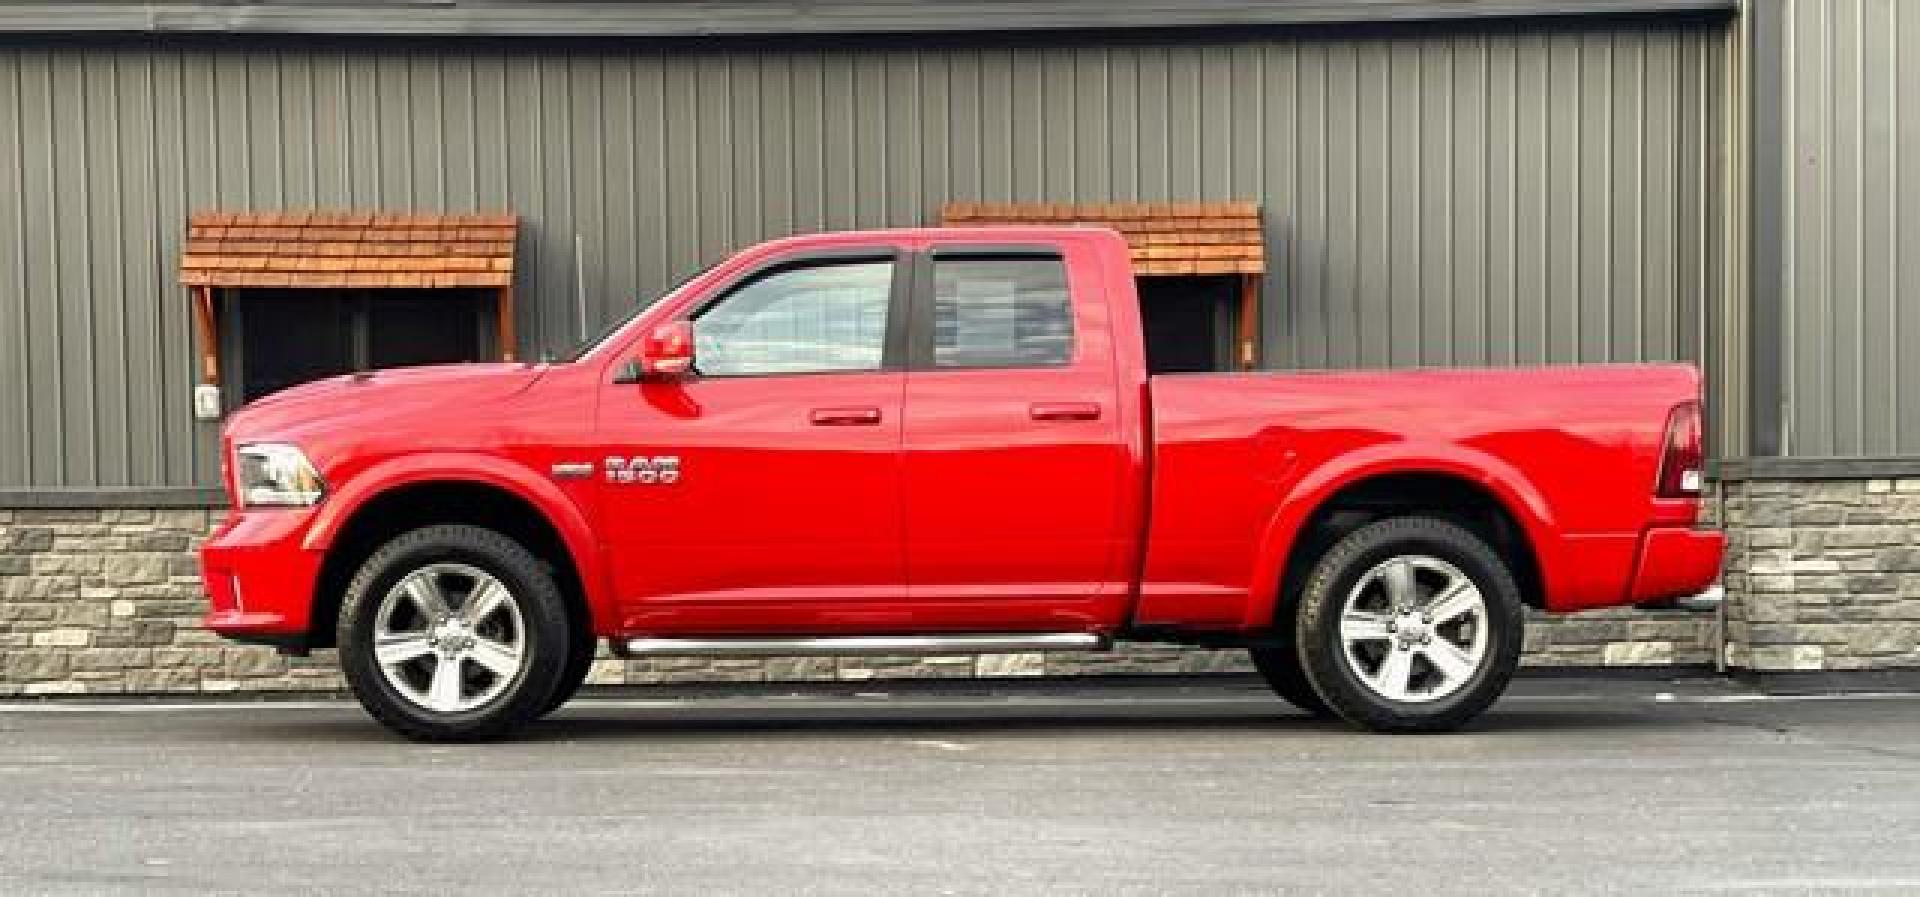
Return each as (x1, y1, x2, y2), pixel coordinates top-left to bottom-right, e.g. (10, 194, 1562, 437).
(2, 675, 1918, 895)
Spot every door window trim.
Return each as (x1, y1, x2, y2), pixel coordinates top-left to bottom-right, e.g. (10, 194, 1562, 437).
(906, 245, 1076, 372)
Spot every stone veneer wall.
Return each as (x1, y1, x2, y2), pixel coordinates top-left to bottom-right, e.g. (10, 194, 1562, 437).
(1, 481, 1911, 696)
(1719, 478, 1920, 671)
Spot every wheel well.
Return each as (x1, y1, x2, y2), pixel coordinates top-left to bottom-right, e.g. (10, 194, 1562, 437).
(308, 481, 589, 650)
(1278, 472, 1545, 618)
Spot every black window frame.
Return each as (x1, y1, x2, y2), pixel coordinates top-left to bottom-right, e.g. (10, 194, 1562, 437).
(669, 247, 912, 380)
(906, 244, 1078, 372)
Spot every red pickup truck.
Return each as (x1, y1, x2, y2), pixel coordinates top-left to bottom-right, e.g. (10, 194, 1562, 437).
(202, 227, 1723, 741)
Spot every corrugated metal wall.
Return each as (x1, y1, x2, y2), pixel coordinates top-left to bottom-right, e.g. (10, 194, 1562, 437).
(0, 21, 1727, 492)
(1762, 0, 1920, 458)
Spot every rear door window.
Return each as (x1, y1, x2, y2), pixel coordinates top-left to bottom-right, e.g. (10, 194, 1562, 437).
(927, 256, 1073, 369)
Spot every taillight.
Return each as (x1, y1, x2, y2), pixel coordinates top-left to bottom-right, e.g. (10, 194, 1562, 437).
(1657, 401, 1704, 498)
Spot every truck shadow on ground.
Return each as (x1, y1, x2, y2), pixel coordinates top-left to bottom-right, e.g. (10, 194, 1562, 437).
(220, 705, 1689, 745)
(532, 706, 1685, 740)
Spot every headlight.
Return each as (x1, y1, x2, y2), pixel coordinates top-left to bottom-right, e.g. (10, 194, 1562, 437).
(234, 443, 326, 507)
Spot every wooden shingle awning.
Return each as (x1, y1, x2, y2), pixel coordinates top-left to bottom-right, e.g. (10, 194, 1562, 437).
(940, 201, 1263, 276)
(180, 211, 516, 289)
(178, 210, 522, 382)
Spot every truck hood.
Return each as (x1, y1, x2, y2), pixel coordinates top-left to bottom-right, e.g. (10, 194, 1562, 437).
(225, 363, 548, 443)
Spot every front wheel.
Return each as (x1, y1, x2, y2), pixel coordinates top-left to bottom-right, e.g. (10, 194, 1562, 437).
(539, 625, 598, 718)
(1294, 516, 1524, 733)
(337, 525, 573, 742)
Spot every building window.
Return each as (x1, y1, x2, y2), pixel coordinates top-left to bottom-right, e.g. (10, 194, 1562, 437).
(224, 288, 499, 404)
(179, 211, 520, 414)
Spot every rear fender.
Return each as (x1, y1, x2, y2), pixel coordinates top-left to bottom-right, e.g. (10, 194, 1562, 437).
(1243, 443, 1560, 629)
(302, 453, 611, 632)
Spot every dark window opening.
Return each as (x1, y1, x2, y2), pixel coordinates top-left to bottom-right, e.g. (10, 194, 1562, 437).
(221, 288, 499, 405)
(1138, 275, 1239, 374)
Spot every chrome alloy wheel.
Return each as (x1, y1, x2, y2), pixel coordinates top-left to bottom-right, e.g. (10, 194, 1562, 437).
(372, 563, 527, 714)
(1337, 555, 1489, 704)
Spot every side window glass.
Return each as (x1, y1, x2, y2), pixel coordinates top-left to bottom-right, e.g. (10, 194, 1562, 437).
(693, 261, 893, 376)
(930, 257, 1073, 369)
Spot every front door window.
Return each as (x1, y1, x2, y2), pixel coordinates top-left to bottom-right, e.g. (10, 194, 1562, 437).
(693, 262, 894, 376)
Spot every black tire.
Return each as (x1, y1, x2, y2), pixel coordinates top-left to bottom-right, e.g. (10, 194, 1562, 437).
(539, 625, 597, 718)
(1294, 516, 1524, 733)
(1248, 642, 1333, 718)
(337, 525, 570, 742)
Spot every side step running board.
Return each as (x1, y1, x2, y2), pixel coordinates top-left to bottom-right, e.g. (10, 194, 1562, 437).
(614, 632, 1107, 658)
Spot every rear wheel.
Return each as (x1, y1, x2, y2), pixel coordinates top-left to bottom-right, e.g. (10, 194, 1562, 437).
(338, 525, 571, 742)
(1294, 516, 1523, 733)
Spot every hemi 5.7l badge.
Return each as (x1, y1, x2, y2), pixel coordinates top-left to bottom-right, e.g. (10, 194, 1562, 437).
(604, 455, 681, 485)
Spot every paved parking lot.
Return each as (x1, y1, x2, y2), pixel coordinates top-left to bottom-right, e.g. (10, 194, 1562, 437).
(2, 676, 1918, 895)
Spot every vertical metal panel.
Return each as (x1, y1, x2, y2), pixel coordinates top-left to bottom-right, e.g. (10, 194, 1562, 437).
(0, 48, 27, 487)
(1761, 0, 1920, 457)
(0, 19, 1726, 491)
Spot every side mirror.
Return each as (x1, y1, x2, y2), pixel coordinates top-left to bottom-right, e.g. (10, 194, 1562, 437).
(626, 320, 694, 381)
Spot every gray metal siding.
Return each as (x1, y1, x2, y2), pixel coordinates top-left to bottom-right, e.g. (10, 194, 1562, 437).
(1760, 0, 1920, 458)
(0, 22, 1726, 492)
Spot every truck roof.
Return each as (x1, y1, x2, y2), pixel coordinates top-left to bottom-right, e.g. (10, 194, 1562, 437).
(747, 225, 1122, 254)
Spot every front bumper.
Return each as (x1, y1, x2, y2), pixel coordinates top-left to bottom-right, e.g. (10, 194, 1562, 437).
(1628, 526, 1726, 605)
(200, 508, 325, 643)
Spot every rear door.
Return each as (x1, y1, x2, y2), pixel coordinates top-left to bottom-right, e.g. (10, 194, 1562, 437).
(899, 244, 1133, 628)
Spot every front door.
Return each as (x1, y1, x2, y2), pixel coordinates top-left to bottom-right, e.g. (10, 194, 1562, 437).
(597, 254, 910, 632)
(900, 249, 1133, 629)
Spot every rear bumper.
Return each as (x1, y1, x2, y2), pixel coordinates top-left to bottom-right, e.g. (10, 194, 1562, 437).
(1628, 526, 1726, 605)
(200, 508, 325, 643)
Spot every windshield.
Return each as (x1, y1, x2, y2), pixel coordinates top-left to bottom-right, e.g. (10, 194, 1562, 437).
(561, 261, 719, 362)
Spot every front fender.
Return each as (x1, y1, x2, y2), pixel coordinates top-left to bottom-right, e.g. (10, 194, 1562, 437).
(302, 453, 611, 631)
(1241, 443, 1561, 629)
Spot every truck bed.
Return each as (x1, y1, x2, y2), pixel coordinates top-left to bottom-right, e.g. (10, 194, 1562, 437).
(1135, 363, 1713, 627)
